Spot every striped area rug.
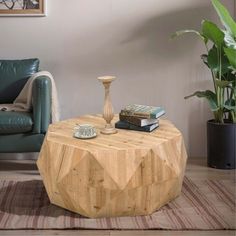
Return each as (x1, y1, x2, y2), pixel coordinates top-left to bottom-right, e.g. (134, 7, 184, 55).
(0, 177, 235, 230)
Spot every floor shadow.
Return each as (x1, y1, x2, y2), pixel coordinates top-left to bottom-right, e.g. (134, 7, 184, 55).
(0, 179, 184, 218)
(0, 160, 38, 171)
(0, 177, 233, 229)
(0, 180, 84, 218)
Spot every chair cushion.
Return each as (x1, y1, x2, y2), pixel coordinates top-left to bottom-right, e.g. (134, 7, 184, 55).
(0, 111, 33, 134)
(0, 58, 39, 103)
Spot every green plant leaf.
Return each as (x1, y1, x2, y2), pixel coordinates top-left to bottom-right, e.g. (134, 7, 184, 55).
(224, 30, 236, 49)
(224, 47, 236, 69)
(230, 68, 236, 75)
(215, 79, 233, 88)
(184, 90, 219, 111)
(202, 20, 224, 48)
(212, 0, 236, 38)
(207, 46, 230, 75)
(171, 30, 207, 43)
(225, 70, 236, 81)
(224, 99, 236, 111)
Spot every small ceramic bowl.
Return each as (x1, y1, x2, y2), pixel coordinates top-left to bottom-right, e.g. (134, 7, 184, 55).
(74, 124, 97, 139)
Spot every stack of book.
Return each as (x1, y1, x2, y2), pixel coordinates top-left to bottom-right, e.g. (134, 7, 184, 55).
(115, 104, 165, 132)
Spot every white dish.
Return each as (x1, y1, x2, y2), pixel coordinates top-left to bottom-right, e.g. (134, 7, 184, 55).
(74, 132, 97, 139)
(73, 124, 97, 139)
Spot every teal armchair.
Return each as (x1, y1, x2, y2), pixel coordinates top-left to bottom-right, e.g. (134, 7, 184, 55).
(0, 58, 52, 153)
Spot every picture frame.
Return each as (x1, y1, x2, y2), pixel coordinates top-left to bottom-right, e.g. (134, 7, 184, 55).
(0, 0, 46, 16)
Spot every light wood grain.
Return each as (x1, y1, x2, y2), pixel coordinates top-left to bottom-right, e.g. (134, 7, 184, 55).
(37, 115, 187, 218)
(1, 158, 234, 182)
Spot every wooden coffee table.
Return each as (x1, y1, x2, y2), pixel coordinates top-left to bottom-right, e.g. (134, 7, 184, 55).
(37, 115, 187, 218)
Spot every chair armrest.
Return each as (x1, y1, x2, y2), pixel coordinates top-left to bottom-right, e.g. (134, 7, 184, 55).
(32, 76, 52, 134)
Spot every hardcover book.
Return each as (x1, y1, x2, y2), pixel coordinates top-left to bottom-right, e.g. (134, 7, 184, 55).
(115, 121, 159, 132)
(120, 104, 165, 119)
(119, 113, 158, 127)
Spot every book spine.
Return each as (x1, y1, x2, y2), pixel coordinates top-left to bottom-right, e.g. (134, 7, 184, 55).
(120, 110, 152, 119)
(115, 121, 158, 132)
(119, 114, 141, 126)
(115, 123, 148, 132)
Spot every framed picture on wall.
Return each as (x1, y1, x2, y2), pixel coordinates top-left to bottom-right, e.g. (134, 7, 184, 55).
(0, 0, 46, 16)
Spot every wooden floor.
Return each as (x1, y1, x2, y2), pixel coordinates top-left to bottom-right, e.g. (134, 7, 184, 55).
(0, 158, 235, 236)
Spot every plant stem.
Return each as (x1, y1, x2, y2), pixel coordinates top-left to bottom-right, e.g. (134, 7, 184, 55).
(233, 86, 236, 123)
(231, 111, 236, 123)
(218, 47, 224, 123)
(205, 44, 217, 93)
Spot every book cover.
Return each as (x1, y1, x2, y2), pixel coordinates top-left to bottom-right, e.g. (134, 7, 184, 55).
(120, 104, 165, 119)
(119, 114, 158, 127)
(115, 121, 159, 132)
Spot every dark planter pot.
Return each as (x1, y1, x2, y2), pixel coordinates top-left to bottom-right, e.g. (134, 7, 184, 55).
(207, 120, 236, 169)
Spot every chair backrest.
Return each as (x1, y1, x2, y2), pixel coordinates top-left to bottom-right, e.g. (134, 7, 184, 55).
(0, 58, 39, 103)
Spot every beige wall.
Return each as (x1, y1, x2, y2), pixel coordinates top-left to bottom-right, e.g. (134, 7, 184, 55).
(0, 0, 235, 158)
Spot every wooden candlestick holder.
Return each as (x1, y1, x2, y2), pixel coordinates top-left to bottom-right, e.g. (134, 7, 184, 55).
(98, 76, 117, 135)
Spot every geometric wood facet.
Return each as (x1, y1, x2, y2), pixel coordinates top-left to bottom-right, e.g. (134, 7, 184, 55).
(37, 115, 188, 218)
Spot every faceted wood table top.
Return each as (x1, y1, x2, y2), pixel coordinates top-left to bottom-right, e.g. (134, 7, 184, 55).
(37, 115, 187, 218)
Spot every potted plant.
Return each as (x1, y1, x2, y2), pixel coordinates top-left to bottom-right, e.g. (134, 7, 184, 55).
(172, 0, 236, 169)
